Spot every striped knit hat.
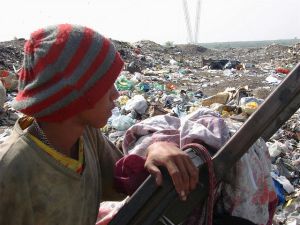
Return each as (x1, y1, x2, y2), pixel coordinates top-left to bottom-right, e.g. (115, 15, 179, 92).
(12, 24, 124, 122)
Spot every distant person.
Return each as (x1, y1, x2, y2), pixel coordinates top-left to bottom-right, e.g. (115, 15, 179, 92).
(0, 24, 198, 225)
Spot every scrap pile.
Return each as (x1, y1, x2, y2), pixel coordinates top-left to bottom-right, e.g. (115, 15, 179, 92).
(0, 38, 300, 224)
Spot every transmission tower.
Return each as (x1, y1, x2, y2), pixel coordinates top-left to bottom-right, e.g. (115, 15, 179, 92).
(194, 0, 201, 43)
(182, 0, 193, 43)
(182, 0, 202, 44)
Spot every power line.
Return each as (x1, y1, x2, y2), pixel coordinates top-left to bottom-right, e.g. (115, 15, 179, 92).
(182, 0, 202, 44)
(182, 0, 193, 43)
(194, 0, 202, 43)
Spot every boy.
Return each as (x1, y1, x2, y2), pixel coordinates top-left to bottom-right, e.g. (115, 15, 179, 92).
(0, 24, 198, 225)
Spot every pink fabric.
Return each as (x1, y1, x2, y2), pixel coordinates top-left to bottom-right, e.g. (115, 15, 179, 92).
(182, 143, 216, 225)
(216, 121, 278, 225)
(96, 198, 129, 225)
(121, 108, 277, 224)
(96, 108, 277, 225)
(122, 108, 229, 156)
(114, 154, 149, 195)
(267, 198, 278, 225)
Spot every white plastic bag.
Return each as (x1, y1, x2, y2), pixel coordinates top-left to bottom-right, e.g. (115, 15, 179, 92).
(111, 115, 135, 131)
(124, 95, 148, 115)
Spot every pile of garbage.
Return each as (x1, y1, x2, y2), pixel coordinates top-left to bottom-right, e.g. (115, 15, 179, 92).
(0, 38, 300, 224)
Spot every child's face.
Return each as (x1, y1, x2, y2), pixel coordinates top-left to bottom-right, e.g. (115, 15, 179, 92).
(77, 85, 119, 128)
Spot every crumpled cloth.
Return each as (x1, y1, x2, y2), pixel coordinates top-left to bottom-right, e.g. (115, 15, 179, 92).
(114, 154, 149, 195)
(97, 108, 277, 225)
(96, 197, 129, 225)
(219, 118, 277, 225)
(96, 155, 148, 225)
(122, 107, 230, 155)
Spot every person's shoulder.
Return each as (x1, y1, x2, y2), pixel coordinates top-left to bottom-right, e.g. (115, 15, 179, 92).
(0, 136, 34, 193)
(0, 131, 32, 174)
(0, 118, 29, 158)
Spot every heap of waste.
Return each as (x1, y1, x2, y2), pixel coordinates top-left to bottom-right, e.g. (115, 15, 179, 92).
(0, 38, 300, 225)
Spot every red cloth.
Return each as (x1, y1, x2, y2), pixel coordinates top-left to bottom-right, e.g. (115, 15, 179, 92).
(266, 198, 278, 225)
(114, 154, 149, 195)
(276, 67, 290, 74)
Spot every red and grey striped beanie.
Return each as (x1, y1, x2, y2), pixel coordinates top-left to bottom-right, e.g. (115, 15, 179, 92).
(12, 24, 124, 122)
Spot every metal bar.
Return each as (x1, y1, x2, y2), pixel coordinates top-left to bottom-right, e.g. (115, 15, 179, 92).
(108, 175, 160, 225)
(261, 91, 300, 141)
(109, 150, 207, 225)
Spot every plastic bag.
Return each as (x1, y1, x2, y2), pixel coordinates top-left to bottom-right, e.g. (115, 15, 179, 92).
(240, 97, 264, 115)
(276, 67, 290, 75)
(139, 83, 150, 92)
(115, 75, 134, 91)
(153, 83, 165, 91)
(111, 115, 135, 131)
(0, 70, 18, 91)
(124, 95, 148, 115)
(116, 95, 129, 106)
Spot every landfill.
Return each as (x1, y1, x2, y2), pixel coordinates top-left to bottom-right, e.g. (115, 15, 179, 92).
(0, 38, 300, 225)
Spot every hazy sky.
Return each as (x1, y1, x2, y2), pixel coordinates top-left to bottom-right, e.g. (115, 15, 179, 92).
(1, 0, 299, 44)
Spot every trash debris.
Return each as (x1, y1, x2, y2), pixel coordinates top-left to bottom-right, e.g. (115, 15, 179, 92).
(0, 70, 18, 91)
(0, 37, 299, 225)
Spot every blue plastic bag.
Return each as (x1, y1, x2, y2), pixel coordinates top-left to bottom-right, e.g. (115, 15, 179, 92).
(272, 178, 285, 205)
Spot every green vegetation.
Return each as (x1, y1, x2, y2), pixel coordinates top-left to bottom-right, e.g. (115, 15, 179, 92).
(199, 38, 300, 49)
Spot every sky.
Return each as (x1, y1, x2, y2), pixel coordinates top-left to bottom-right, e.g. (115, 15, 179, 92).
(0, 0, 299, 44)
